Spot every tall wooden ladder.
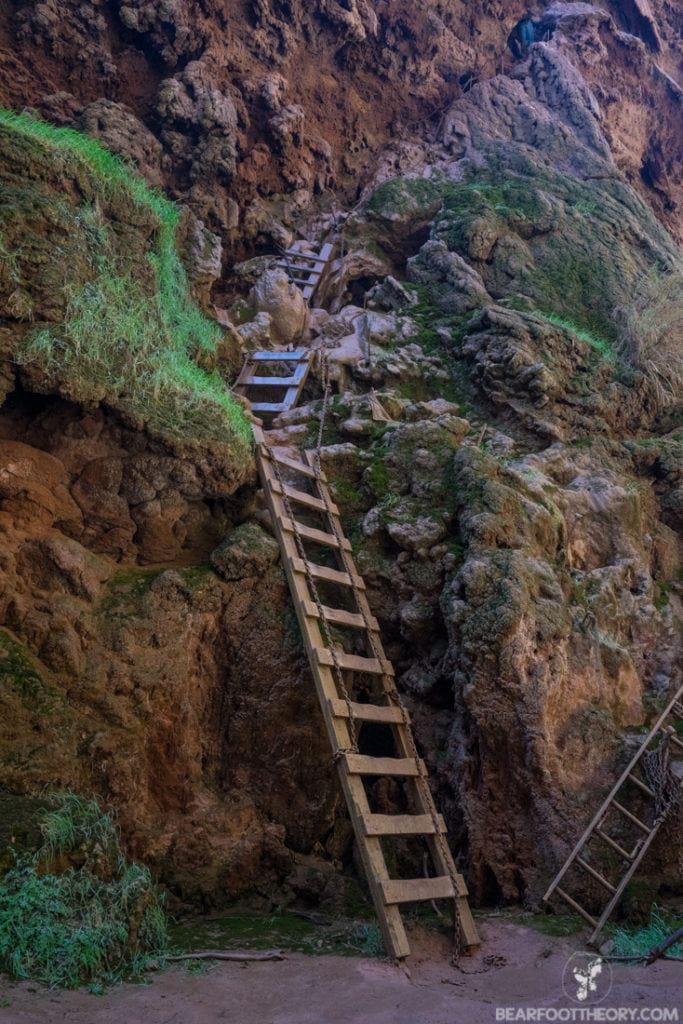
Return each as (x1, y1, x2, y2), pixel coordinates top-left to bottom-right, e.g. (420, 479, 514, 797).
(246, 416, 479, 960)
(275, 243, 334, 303)
(544, 685, 683, 944)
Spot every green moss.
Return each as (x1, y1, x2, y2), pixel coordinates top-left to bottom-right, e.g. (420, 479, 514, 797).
(0, 632, 56, 712)
(532, 310, 614, 361)
(0, 109, 251, 457)
(168, 910, 385, 959)
(511, 911, 584, 937)
(178, 565, 214, 591)
(365, 176, 441, 218)
(98, 567, 164, 618)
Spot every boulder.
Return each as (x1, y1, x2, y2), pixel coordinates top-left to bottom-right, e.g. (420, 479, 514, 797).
(210, 523, 280, 581)
(406, 240, 489, 314)
(251, 269, 309, 344)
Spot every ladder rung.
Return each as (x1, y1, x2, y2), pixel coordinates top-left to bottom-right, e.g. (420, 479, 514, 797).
(363, 813, 447, 837)
(303, 600, 377, 631)
(382, 877, 454, 905)
(612, 801, 651, 833)
(251, 402, 287, 414)
(575, 857, 616, 894)
(264, 450, 324, 481)
(554, 887, 598, 927)
(291, 557, 365, 590)
(328, 698, 407, 724)
(242, 375, 301, 387)
(594, 828, 634, 861)
(316, 648, 394, 676)
(627, 773, 656, 798)
(280, 252, 327, 266)
(278, 516, 351, 551)
(271, 479, 334, 513)
(668, 733, 683, 752)
(248, 350, 308, 361)
(344, 754, 424, 777)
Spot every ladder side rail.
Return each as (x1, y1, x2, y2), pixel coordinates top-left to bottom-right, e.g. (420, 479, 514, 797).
(256, 442, 410, 959)
(588, 814, 669, 944)
(543, 684, 683, 902)
(302, 450, 480, 951)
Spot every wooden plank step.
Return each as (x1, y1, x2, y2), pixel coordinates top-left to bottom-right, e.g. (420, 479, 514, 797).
(344, 754, 424, 777)
(575, 857, 616, 894)
(594, 828, 634, 861)
(382, 877, 454, 905)
(328, 698, 407, 724)
(278, 516, 351, 551)
(279, 252, 327, 266)
(242, 373, 305, 388)
(316, 648, 393, 676)
(271, 479, 337, 514)
(554, 887, 598, 927)
(612, 801, 651, 833)
(251, 402, 287, 414)
(303, 600, 377, 631)
(627, 773, 656, 798)
(263, 450, 324, 481)
(248, 350, 308, 361)
(291, 557, 365, 590)
(363, 813, 447, 837)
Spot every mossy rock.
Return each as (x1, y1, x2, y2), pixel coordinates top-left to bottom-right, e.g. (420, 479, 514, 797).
(0, 109, 251, 462)
(0, 791, 53, 874)
(0, 630, 57, 713)
(210, 522, 280, 581)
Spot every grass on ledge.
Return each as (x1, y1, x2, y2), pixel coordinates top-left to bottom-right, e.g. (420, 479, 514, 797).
(0, 108, 251, 457)
(532, 310, 614, 361)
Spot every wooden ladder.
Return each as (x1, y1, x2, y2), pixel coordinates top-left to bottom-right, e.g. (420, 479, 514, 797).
(544, 685, 683, 944)
(250, 425, 480, 960)
(275, 243, 334, 303)
(234, 349, 313, 420)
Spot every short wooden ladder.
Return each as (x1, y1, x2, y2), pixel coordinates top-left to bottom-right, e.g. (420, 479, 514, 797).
(234, 349, 313, 420)
(251, 424, 480, 961)
(275, 242, 334, 303)
(544, 685, 683, 943)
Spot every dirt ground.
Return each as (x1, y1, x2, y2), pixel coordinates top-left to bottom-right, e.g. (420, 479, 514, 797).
(0, 920, 680, 1024)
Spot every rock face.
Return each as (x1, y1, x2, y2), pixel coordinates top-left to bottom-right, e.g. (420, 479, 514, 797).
(0, 0, 681, 923)
(0, 0, 679, 269)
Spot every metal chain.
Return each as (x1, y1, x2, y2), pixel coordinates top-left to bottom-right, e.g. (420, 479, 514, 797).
(309, 359, 465, 954)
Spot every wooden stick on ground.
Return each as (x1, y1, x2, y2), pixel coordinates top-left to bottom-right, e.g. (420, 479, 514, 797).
(167, 950, 285, 963)
(645, 927, 683, 965)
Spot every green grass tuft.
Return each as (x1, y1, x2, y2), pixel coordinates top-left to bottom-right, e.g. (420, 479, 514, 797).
(0, 792, 167, 989)
(532, 310, 614, 361)
(612, 907, 682, 958)
(0, 108, 251, 456)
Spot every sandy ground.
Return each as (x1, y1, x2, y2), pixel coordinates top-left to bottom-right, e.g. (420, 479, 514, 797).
(0, 921, 680, 1024)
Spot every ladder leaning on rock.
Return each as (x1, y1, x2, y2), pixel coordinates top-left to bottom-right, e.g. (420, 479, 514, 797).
(544, 685, 683, 945)
(276, 242, 334, 303)
(236, 351, 480, 961)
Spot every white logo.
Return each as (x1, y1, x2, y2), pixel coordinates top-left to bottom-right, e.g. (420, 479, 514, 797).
(562, 952, 613, 1005)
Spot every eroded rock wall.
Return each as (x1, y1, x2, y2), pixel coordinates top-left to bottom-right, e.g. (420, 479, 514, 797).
(0, 0, 679, 261)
